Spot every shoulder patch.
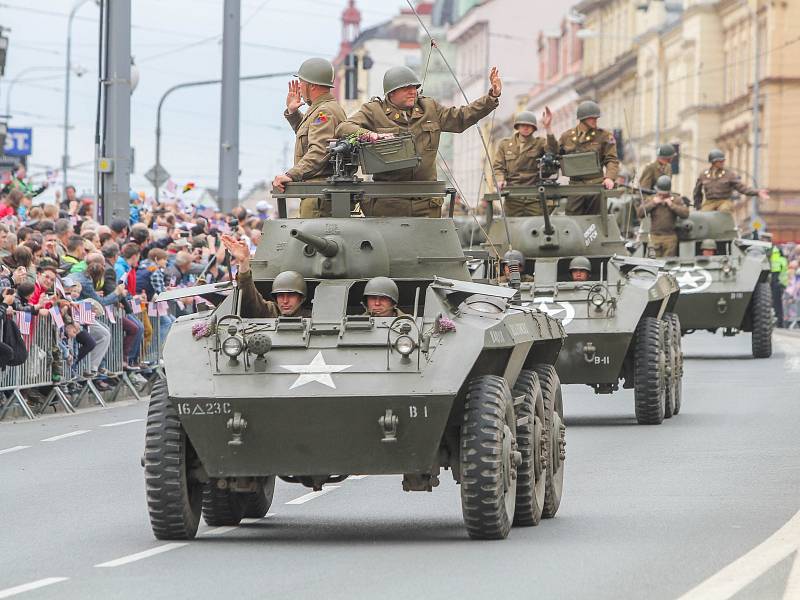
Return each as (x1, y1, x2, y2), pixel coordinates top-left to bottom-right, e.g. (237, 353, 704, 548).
(312, 112, 329, 125)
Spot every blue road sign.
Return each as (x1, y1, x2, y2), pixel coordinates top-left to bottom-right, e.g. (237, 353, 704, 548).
(3, 128, 32, 156)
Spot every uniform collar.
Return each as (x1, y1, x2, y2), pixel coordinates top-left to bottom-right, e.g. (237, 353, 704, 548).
(309, 92, 334, 109)
(384, 98, 421, 122)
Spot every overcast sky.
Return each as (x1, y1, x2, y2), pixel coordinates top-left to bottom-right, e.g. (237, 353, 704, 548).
(0, 0, 398, 197)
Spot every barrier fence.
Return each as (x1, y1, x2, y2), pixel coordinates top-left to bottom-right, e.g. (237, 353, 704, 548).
(0, 306, 166, 421)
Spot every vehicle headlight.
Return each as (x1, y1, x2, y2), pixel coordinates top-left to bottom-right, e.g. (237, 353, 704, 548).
(394, 335, 415, 357)
(222, 335, 245, 358)
(590, 292, 605, 308)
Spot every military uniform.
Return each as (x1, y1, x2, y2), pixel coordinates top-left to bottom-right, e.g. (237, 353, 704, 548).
(284, 93, 346, 218)
(638, 160, 672, 194)
(492, 132, 558, 216)
(336, 93, 499, 217)
(237, 270, 303, 318)
(556, 122, 619, 215)
(692, 167, 758, 213)
(637, 196, 689, 257)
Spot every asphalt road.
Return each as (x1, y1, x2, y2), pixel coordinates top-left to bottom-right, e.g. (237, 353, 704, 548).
(2, 331, 799, 600)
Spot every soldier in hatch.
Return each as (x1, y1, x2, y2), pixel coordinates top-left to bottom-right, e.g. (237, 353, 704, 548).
(569, 256, 591, 282)
(498, 249, 533, 284)
(700, 239, 717, 257)
(637, 175, 689, 258)
(335, 65, 502, 217)
(362, 277, 405, 318)
(639, 144, 675, 194)
(692, 149, 769, 213)
(221, 234, 306, 318)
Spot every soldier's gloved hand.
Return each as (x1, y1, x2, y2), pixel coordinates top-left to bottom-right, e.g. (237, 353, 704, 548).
(603, 178, 614, 190)
(272, 174, 292, 192)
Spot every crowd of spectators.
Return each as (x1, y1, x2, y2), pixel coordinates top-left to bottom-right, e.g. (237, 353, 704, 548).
(0, 165, 268, 403)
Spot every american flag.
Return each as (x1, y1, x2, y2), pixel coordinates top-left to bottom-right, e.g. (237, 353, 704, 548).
(14, 311, 31, 336)
(54, 277, 66, 298)
(157, 302, 169, 316)
(73, 301, 96, 325)
(131, 301, 142, 314)
(104, 306, 117, 323)
(148, 302, 158, 317)
(49, 306, 64, 329)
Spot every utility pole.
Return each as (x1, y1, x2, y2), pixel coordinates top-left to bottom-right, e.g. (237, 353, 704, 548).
(100, 0, 132, 224)
(217, 0, 241, 214)
(750, 10, 762, 221)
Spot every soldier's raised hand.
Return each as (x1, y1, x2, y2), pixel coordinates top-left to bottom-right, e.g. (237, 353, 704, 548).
(542, 106, 553, 131)
(758, 189, 770, 201)
(221, 234, 250, 266)
(489, 67, 502, 97)
(286, 80, 303, 114)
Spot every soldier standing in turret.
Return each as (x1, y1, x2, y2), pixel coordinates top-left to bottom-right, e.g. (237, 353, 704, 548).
(639, 144, 675, 194)
(491, 108, 557, 216)
(335, 65, 502, 217)
(637, 175, 689, 258)
(556, 100, 619, 215)
(692, 149, 769, 213)
(272, 58, 346, 218)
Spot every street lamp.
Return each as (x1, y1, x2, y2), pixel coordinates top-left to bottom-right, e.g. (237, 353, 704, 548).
(577, 28, 661, 148)
(154, 71, 292, 202)
(739, 0, 762, 222)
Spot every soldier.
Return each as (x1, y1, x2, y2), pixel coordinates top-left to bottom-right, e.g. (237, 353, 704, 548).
(362, 276, 405, 317)
(491, 108, 557, 216)
(639, 144, 675, 194)
(637, 175, 689, 258)
(569, 256, 591, 282)
(336, 65, 502, 217)
(700, 239, 717, 257)
(692, 149, 769, 213)
(498, 249, 533, 283)
(220, 234, 305, 318)
(272, 58, 346, 218)
(556, 100, 619, 215)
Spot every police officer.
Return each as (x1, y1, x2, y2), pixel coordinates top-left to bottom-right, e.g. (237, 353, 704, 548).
(639, 144, 675, 193)
(700, 239, 717, 256)
(220, 234, 306, 318)
(556, 100, 620, 215)
(769, 243, 788, 328)
(637, 175, 689, 258)
(692, 149, 769, 213)
(336, 65, 502, 217)
(272, 58, 347, 218)
(498, 249, 533, 283)
(362, 277, 405, 317)
(569, 256, 591, 282)
(491, 108, 557, 216)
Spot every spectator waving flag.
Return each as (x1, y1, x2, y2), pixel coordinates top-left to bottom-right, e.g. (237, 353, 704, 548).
(54, 277, 66, 298)
(15, 311, 32, 336)
(49, 306, 64, 329)
(73, 302, 96, 325)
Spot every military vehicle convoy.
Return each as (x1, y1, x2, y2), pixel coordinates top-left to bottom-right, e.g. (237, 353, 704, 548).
(640, 210, 773, 358)
(145, 136, 567, 541)
(482, 153, 683, 425)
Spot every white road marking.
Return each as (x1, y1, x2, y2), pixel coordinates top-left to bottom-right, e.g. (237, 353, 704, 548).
(202, 525, 238, 536)
(0, 446, 30, 455)
(100, 419, 144, 428)
(94, 543, 187, 568)
(348, 475, 368, 480)
(240, 513, 276, 524)
(785, 552, 800, 600)
(285, 486, 340, 505)
(0, 577, 69, 598)
(41, 430, 90, 442)
(677, 509, 800, 600)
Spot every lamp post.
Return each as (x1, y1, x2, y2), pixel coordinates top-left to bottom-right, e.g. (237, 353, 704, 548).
(63, 0, 98, 199)
(740, 0, 762, 222)
(154, 71, 292, 203)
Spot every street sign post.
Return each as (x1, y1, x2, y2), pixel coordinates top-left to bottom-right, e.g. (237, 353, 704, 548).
(3, 127, 32, 156)
(144, 163, 170, 188)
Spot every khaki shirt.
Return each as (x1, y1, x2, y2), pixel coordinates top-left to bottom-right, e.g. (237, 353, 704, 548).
(637, 195, 690, 235)
(692, 167, 757, 208)
(336, 93, 499, 182)
(557, 122, 619, 182)
(638, 160, 672, 194)
(284, 93, 346, 182)
(492, 132, 558, 187)
(237, 270, 303, 319)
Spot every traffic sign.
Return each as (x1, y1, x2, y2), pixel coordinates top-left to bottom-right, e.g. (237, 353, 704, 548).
(144, 163, 170, 187)
(3, 127, 32, 156)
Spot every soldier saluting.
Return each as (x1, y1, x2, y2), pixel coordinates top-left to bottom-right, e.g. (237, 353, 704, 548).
(692, 149, 769, 213)
(335, 65, 502, 217)
(272, 58, 346, 218)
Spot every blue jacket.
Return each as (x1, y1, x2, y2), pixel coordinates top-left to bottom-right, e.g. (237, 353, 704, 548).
(73, 270, 123, 306)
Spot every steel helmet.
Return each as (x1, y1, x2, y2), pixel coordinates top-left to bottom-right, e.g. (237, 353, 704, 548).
(576, 100, 601, 121)
(271, 270, 307, 297)
(383, 66, 421, 95)
(569, 256, 591, 272)
(657, 144, 676, 159)
(502, 249, 525, 265)
(654, 175, 672, 193)
(296, 58, 335, 87)
(708, 148, 726, 163)
(513, 111, 537, 129)
(700, 239, 717, 251)
(363, 276, 399, 304)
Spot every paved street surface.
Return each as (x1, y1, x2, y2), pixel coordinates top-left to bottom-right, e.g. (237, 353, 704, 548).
(2, 331, 799, 600)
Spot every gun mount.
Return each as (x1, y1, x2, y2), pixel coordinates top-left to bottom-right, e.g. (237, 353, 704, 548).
(290, 228, 339, 258)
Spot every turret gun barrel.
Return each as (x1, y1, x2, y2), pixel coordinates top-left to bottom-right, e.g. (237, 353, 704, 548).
(537, 185, 556, 236)
(290, 228, 339, 257)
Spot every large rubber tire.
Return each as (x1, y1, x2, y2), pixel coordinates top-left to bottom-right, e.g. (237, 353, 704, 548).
(460, 374, 517, 540)
(633, 317, 666, 425)
(661, 314, 677, 419)
(532, 364, 565, 518)
(664, 313, 683, 415)
(144, 379, 202, 540)
(511, 370, 546, 527)
(202, 481, 245, 527)
(751, 282, 773, 359)
(242, 476, 276, 519)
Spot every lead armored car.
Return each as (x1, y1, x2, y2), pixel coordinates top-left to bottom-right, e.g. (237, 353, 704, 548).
(640, 210, 772, 358)
(145, 136, 567, 541)
(483, 153, 683, 425)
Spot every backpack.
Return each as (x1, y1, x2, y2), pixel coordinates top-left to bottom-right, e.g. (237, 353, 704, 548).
(0, 316, 28, 369)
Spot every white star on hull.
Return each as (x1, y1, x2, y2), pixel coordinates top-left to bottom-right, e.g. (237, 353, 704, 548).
(280, 351, 352, 390)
